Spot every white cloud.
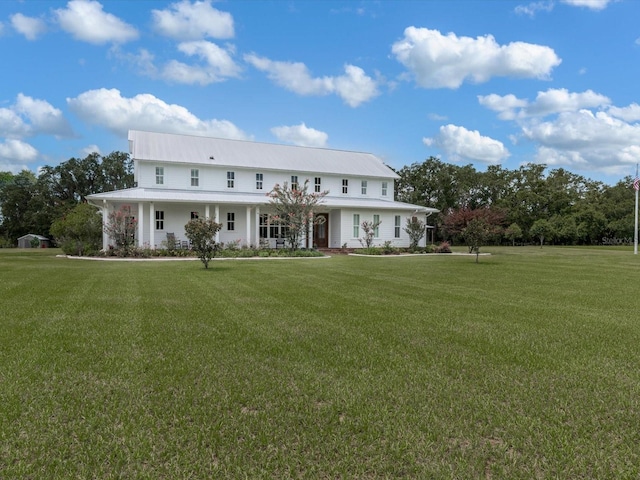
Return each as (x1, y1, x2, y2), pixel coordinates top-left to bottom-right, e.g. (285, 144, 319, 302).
(151, 0, 234, 40)
(423, 124, 509, 164)
(428, 113, 448, 121)
(66, 88, 249, 140)
(391, 27, 561, 89)
(0, 94, 72, 139)
(0, 107, 29, 138)
(479, 88, 610, 119)
(54, 0, 138, 45)
(561, 0, 614, 10)
(244, 54, 379, 107)
(271, 123, 328, 147)
(14, 94, 74, 137)
(478, 93, 529, 120)
(607, 103, 640, 122)
(0, 139, 39, 172)
(161, 41, 240, 85)
(10, 13, 47, 40)
(523, 110, 640, 173)
(82, 144, 102, 156)
(514, 1, 555, 17)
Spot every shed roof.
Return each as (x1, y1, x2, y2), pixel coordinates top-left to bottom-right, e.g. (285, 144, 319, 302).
(128, 130, 399, 179)
(18, 234, 49, 240)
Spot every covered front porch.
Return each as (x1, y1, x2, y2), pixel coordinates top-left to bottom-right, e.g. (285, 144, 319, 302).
(91, 199, 325, 251)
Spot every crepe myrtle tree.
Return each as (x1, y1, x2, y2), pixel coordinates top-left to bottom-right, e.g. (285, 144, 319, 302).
(184, 217, 222, 269)
(104, 205, 137, 255)
(359, 220, 381, 248)
(268, 179, 328, 250)
(404, 216, 426, 249)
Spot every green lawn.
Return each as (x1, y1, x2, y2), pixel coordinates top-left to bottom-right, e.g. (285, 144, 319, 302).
(1, 247, 640, 478)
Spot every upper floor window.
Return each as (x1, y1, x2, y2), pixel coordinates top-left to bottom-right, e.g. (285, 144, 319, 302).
(394, 215, 401, 238)
(291, 175, 299, 190)
(342, 179, 348, 194)
(227, 171, 235, 189)
(361, 180, 368, 195)
(256, 173, 263, 190)
(227, 212, 235, 231)
(382, 181, 388, 196)
(191, 168, 199, 187)
(155, 167, 164, 185)
(314, 177, 322, 193)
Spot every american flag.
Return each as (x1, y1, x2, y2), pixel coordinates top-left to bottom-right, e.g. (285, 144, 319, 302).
(635, 176, 640, 192)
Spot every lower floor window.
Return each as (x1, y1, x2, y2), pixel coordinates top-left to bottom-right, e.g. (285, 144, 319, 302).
(155, 210, 164, 230)
(394, 215, 401, 238)
(227, 212, 235, 231)
(190, 211, 199, 219)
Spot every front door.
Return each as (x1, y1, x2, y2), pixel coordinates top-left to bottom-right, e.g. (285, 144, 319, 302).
(313, 213, 329, 248)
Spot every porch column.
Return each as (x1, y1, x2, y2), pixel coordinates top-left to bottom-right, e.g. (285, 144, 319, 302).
(246, 206, 251, 247)
(309, 218, 314, 249)
(102, 200, 109, 250)
(138, 202, 144, 247)
(255, 206, 260, 247)
(205, 204, 210, 220)
(149, 202, 155, 249)
(214, 205, 220, 243)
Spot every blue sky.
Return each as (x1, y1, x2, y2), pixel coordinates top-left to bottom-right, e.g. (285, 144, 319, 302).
(1, 0, 639, 185)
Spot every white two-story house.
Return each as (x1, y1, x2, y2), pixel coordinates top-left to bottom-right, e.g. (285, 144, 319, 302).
(87, 130, 438, 250)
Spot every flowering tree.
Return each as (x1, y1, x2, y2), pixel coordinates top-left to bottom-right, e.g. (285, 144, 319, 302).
(104, 205, 137, 255)
(404, 217, 426, 249)
(268, 180, 328, 250)
(184, 217, 223, 269)
(359, 220, 381, 248)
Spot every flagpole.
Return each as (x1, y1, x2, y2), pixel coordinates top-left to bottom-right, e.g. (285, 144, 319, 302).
(635, 164, 639, 255)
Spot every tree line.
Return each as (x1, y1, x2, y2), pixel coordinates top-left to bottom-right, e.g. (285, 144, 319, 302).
(0, 152, 133, 246)
(394, 157, 636, 246)
(0, 152, 635, 247)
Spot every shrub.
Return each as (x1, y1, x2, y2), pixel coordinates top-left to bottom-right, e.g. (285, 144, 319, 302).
(435, 241, 452, 253)
(50, 203, 102, 256)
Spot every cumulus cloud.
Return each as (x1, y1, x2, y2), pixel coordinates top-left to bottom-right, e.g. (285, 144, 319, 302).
(14, 94, 74, 137)
(391, 27, 561, 89)
(151, 0, 234, 40)
(607, 103, 640, 122)
(561, 0, 615, 10)
(82, 144, 102, 156)
(271, 123, 328, 147)
(161, 41, 240, 84)
(423, 124, 509, 164)
(114, 41, 240, 85)
(244, 53, 379, 107)
(523, 110, 640, 174)
(67, 88, 249, 140)
(0, 139, 39, 172)
(0, 94, 72, 139)
(479, 88, 610, 119)
(54, 0, 138, 45)
(10, 13, 47, 40)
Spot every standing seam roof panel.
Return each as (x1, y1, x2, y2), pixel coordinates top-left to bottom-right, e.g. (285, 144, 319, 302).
(128, 130, 399, 179)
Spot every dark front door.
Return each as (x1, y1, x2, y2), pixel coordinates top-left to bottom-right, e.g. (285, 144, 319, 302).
(313, 213, 329, 248)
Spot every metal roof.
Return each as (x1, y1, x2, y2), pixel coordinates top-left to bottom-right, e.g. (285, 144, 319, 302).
(128, 130, 400, 179)
(87, 187, 439, 213)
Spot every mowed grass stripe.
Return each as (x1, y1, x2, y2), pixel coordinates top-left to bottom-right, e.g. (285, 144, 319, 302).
(1, 248, 640, 478)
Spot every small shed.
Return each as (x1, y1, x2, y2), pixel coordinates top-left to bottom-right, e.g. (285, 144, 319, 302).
(17, 234, 51, 248)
